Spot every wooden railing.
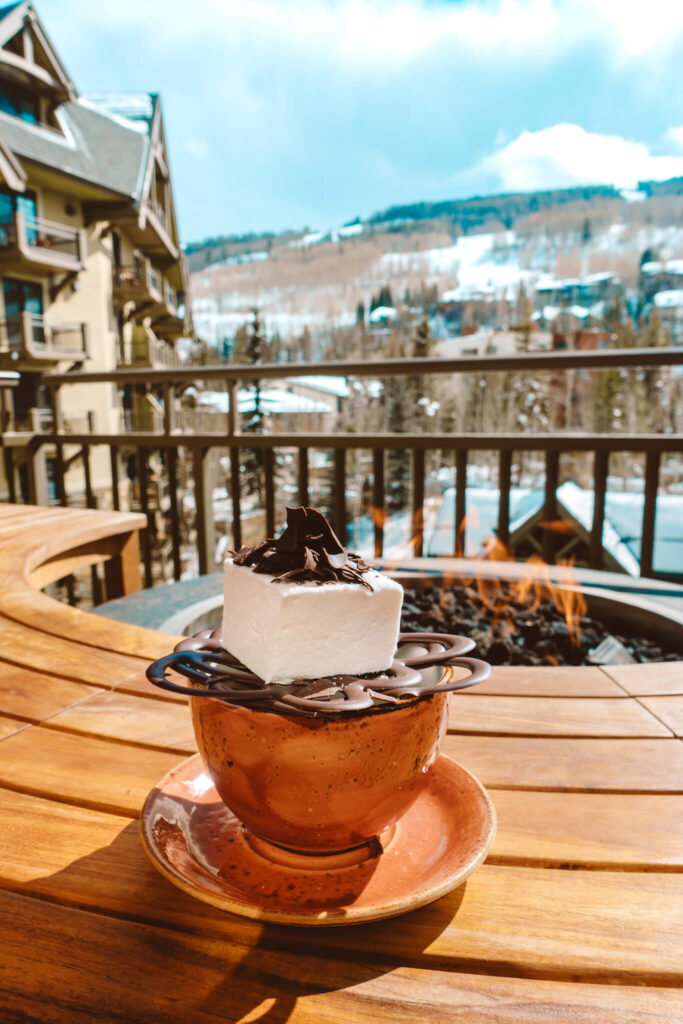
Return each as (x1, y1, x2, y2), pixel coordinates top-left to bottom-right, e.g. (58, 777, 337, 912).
(0, 314, 88, 362)
(2, 347, 682, 588)
(0, 210, 84, 267)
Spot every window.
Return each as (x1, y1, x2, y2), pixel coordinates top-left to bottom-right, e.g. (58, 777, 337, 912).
(0, 82, 39, 124)
(3, 278, 44, 348)
(0, 187, 37, 245)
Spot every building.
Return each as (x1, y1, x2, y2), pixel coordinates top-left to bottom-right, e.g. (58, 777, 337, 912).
(0, 1, 191, 504)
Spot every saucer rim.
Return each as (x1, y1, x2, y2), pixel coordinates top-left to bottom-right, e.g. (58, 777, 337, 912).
(139, 753, 497, 927)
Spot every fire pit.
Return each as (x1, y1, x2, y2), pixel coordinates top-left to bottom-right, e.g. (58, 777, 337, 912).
(391, 564, 683, 667)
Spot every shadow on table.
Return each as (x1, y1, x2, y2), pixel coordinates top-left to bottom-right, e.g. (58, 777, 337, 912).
(30, 819, 465, 1023)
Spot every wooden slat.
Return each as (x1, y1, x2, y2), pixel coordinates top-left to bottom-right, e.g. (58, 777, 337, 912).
(2, 446, 15, 503)
(637, 696, 683, 737)
(373, 447, 384, 559)
(455, 448, 467, 556)
(82, 445, 95, 509)
(136, 446, 153, 588)
(0, 714, 29, 740)
(412, 448, 425, 557)
(165, 446, 181, 581)
(0, 662, 102, 721)
(192, 445, 214, 576)
(462, 665, 627, 698)
(542, 448, 560, 563)
(0, 617, 151, 685)
(442, 735, 683, 792)
(114, 670, 189, 705)
(334, 448, 346, 544)
(230, 446, 241, 549)
(298, 446, 309, 506)
(448, 695, 672, 737)
(264, 446, 275, 537)
(589, 450, 609, 569)
(497, 449, 511, 547)
(0, 725, 179, 815)
(44, 690, 197, 753)
(490, 789, 683, 869)
(109, 446, 120, 510)
(4, 889, 682, 1024)
(640, 449, 661, 578)
(1, 786, 682, 987)
(600, 662, 683, 697)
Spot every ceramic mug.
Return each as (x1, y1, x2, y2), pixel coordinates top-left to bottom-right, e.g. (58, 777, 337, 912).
(147, 632, 490, 854)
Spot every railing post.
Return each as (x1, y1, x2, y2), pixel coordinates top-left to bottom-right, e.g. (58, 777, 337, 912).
(3, 447, 16, 503)
(298, 447, 309, 507)
(373, 448, 384, 559)
(589, 450, 609, 569)
(166, 446, 182, 580)
(50, 384, 67, 506)
(110, 447, 120, 511)
(412, 448, 425, 557)
(640, 450, 661, 578)
(136, 447, 153, 588)
(230, 447, 242, 549)
(264, 446, 275, 537)
(163, 383, 176, 435)
(193, 445, 215, 576)
(227, 379, 237, 438)
(334, 449, 347, 545)
(497, 449, 512, 549)
(455, 449, 467, 557)
(543, 450, 560, 564)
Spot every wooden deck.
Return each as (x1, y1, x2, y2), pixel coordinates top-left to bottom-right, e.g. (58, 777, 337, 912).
(0, 503, 682, 1022)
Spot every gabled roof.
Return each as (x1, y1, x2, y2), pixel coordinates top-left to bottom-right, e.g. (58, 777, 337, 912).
(0, 99, 148, 197)
(0, 1, 76, 101)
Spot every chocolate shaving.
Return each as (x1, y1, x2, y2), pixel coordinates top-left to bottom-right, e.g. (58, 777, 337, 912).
(232, 506, 374, 589)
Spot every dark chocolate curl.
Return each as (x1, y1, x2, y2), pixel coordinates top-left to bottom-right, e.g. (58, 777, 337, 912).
(231, 506, 374, 589)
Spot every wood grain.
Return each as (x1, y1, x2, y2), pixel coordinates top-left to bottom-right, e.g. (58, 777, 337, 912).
(0, 726, 180, 815)
(600, 662, 683, 696)
(464, 665, 627, 697)
(0, 714, 29, 741)
(636, 696, 683, 737)
(448, 695, 672, 737)
(443, 735, 683, 792)
(3, 890, 682, 1024)
(489, 790, 683, 868)
(0, 661, 102, 721)
(44, 689, 197, 753)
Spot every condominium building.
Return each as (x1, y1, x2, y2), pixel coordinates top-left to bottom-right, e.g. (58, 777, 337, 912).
(0, 1, 191, 504)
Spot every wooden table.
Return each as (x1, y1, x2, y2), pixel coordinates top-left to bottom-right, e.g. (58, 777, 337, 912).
(0, 502, 682, 1022)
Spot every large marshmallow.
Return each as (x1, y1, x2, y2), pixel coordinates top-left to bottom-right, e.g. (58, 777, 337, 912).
(221, 559, 403, 684)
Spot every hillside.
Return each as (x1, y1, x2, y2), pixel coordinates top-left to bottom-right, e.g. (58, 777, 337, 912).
(188, 178, 683, 350)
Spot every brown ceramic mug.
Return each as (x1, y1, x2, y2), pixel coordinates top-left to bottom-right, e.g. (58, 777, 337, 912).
(147, 634, 490, 854)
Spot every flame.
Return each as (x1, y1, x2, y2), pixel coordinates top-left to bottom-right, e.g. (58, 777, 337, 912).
(449, 512, 588, 649)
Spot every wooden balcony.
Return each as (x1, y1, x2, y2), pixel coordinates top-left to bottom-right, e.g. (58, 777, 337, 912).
(2, 348, 679, 588)
(112, 259, 162, 309)
(0, 211, 85, 275)
(0, 312, 88, 369)
(85, 198, 179, 266)
(117, 327, 181, 370)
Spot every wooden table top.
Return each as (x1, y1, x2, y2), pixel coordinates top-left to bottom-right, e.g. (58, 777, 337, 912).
(1, 502, 682, 1023)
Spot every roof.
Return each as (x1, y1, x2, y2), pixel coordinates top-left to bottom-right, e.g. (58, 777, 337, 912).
(0, 98, 149, 198)
(654, 289, 683, 310)
(427, 482, 683, 577)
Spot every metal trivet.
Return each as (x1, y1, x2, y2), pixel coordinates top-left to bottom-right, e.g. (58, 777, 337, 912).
(145, 629, 491, 716)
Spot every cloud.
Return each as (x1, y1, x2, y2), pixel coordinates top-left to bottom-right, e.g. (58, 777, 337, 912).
(473, 124, 683, 192)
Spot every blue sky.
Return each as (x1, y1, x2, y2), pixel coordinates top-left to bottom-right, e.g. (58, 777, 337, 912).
(37, 0, 683, 243)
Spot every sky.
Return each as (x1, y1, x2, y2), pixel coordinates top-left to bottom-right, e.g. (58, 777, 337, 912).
(36, 0, 683, 243)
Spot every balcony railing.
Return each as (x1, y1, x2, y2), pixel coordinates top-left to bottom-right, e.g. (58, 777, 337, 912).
(3, 347, 682, 589)
(0, 211, 85, 273)
(113, 258, 162, 307)
(0, 313, 88, 364)
(118, 330, 181, 370)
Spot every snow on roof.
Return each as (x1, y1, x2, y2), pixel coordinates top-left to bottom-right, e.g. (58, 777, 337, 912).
(80, 93, 154, 135)
(369, 305, 398, 322)
(427, 481, 683, 575)
(197, 388, 333, 416)
(654, 289, 683, 309)
(642, 260, 683, 276)
(286, 376, 350, 397)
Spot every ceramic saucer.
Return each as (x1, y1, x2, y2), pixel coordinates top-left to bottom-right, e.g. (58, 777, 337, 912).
(140, 753, 496, 926)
